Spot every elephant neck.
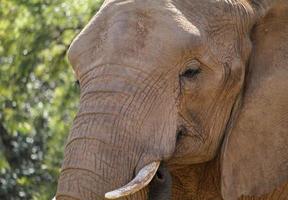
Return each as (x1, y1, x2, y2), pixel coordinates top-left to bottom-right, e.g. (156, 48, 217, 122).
(168, 155, 288, 200)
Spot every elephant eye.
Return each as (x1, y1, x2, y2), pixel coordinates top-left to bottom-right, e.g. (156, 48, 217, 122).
(180, 60, 201, 79)
(181, 68, 201, 78)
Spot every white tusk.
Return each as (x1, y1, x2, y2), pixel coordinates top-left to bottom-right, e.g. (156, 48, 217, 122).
(105, 161, 160, 199)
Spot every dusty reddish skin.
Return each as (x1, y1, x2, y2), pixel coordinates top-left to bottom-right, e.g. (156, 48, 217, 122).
(56, 0, 288, 199)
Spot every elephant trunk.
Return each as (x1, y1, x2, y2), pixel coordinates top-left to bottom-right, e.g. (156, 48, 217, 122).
(56, 65, 177, 200)
(56, 113, 150, 200)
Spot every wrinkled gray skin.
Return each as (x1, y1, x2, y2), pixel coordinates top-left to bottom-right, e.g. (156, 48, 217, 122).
(56, 0, 288, 200)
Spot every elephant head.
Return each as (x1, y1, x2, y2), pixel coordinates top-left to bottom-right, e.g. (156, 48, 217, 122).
(56, 0, 288, 199)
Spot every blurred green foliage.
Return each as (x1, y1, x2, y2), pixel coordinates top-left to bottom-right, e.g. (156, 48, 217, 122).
(0, 0, 103, 199)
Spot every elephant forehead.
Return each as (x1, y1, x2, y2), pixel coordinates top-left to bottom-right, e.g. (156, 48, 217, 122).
(67, 0, 203, 76)
(104, 10, 202, 61)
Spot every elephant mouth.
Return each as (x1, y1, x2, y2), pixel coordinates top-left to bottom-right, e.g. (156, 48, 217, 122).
(105, 161, 161, 199)
(105, 127, 187, 199)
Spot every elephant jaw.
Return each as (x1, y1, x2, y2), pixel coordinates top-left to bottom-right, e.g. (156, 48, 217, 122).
(105, 161, 160, 199)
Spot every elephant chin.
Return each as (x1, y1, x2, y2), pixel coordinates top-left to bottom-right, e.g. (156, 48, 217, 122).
(105, 161, 160, 199)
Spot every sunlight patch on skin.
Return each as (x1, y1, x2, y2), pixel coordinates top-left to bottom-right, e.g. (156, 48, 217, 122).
(166, 1, 201, 37)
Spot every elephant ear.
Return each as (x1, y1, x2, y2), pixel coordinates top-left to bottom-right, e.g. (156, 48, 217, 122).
(221, 1, 288, 199)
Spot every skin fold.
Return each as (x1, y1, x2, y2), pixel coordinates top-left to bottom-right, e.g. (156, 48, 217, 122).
(56, 0, 288, 199)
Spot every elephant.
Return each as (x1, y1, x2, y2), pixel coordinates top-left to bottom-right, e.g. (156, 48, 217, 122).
(55, 0, 288, 199)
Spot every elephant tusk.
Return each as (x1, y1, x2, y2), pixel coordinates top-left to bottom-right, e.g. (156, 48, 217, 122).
(105, 161, 160, 199)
